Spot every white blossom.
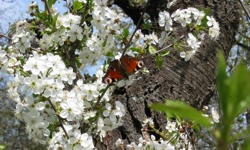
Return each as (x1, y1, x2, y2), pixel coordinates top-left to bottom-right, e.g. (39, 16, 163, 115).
(159, 11, 173, 31)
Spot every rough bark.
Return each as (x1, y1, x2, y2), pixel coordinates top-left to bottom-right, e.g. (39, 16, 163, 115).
(96, 0, 239, 149)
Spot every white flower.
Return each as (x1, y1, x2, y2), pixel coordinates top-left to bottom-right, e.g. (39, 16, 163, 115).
(207, 16, 220, 39)
(77, 0, 86, 2)
(142, 118, 154, 126)
(60, 98, 83, 121)
(115, 138, 124, 146)
(144, 32, 159, 45)
(211, 107, 220, 123)
(23, 57, 39, 75)
(113, 101, 125, 117)
(56, 13, 81, 28)
(180, 50, 196, 61)
(80, 133, 94, 149)
(94, 0, 108, 5)
(0, 49, 8, 64)
(68, 25, 83, 42)
(81, 83, 100, 101)
(172, 9, 191, 27)
(167, 0, 177, 8)
(187, 33, 201, 50)
(24, 74, 44, 94)
(165, 121, 178, 133)
(27, 1, 37, 14)
(159, 11, 173, 31)
(39, 34, 53, 50)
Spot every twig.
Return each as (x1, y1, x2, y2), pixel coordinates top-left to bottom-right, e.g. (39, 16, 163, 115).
(94, 84, 111, 108)
(237, 31, 250, 40)
(236, 41, 250, 51)
(142, 35, 185, 59)
(48, 99, 69, 139)
(159, 35, 185, 52)
(0, 33, 11, 40)
(44, 0, 52, 21)
(238, 0, 250, 19)
(66, 0, 71, 13)
(121, 5, 148, 56)
(80, 0, 89, 25)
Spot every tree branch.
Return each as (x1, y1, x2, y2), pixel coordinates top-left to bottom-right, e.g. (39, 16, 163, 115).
(0, 33, 11, 40)
(238, 0, 250, 19)
(236, 41, 250, 51)
(237, 31, 250, 40)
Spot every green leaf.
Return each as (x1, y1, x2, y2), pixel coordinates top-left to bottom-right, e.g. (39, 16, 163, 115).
(149, 46, 157, 54)
(160, 50, 170, 57)
(216, 52, 228, 120)
(106, 52, 115, 58)
(217, 51, 250, 123)
(241, 132, 250, 150)
(155, 55, 163, 68)
(75, 57, 82, 68)
(216, 51, 250, 144)
(48, 0, 56, 8)
(73, 1, 83, 11)
(0, 145, 6, 150)
(131, 47, 144, 54)
(122, 28, 129, 38)
(151, 100, 212, 127)
(142, 22, 152, 30)
(51, 13, 59, 28)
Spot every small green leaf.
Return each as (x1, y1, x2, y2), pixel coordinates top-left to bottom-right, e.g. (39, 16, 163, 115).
(131, 47, 144, 54)
(0, 145, 6, 150)
(75, 57, 82, 68)
(19, 57, 25, 65)
(122, 28, 129, 38)
(73, 1, 83, 11)
(142, 22, 152, 30)
(51, 13, 59, 28)
(48, 0, 56, 8)
(106, 52, 115, 58)
(216, 51, 228, 119)
(149, 46, 157, 54)
(160, 50, 170, 57)
(155, 56, 163, 68)
(151, 100, 212, 127)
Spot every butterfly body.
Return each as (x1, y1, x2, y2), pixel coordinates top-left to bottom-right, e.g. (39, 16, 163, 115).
(102, 55, 143, 84)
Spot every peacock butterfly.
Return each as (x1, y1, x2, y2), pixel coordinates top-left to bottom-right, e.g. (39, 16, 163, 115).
(102, 55, 144, 84)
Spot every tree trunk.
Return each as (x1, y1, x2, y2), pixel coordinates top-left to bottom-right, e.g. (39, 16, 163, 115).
(96, 0, 239, 149)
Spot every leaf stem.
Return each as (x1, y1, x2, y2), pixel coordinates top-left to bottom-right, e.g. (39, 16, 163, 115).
(121, 5, 148, 56)
(94, 84, 111, 108)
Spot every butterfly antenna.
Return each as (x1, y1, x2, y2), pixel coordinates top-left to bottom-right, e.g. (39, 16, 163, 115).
(121, 3, 149, 57)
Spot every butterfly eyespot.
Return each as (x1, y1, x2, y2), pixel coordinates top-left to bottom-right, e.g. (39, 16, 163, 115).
(137, 60, 144, 68)
(104, 77, 113, 84)
(102, 55, 143, 84)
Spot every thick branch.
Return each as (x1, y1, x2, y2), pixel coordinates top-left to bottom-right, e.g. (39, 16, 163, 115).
(236, 41, 250, 51)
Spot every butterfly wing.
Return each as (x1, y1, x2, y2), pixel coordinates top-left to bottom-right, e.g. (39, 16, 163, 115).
(102, 60, 124, 84)
(120, 55, 138, 75)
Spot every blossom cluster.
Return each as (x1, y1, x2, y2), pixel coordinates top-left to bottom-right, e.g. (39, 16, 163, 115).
(116, 118, 196, 150)
(158, 7, 220, 61)
(7, 51, 126, 147)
